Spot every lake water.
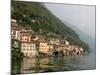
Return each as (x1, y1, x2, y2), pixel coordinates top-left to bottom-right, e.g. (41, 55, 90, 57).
(20, 51, 96, 74)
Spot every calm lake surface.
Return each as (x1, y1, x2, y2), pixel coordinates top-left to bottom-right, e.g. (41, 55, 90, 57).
(20, 51, 96, 74)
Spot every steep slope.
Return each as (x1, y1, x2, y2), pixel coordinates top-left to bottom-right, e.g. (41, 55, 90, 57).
(11, 1, 89, 51)
(63, 21, 95, 52)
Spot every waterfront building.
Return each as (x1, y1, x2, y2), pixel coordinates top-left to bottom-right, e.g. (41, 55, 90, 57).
(21, 41, 38, 57)
(38, 39, 54, 55)
(39, 41, 49, 54)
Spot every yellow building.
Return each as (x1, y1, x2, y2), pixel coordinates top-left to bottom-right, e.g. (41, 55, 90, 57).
(39, 42, 49, 54)
(39, 41, 53, 55)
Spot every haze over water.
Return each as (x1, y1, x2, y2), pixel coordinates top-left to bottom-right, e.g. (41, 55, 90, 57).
(44, 3, 96, 71)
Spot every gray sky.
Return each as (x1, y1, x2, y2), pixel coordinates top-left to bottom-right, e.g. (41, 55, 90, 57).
(45, 3, 95, 38)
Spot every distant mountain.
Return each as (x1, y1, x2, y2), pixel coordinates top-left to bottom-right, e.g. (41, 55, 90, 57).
(63, 21, 95, 52)
(11, 1, 89, 52)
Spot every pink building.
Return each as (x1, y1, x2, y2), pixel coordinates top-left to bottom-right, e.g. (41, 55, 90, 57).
(20, 31, 32, 42)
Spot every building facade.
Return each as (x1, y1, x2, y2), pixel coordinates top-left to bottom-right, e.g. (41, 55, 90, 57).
(20, 31, 31, 42)
(11, 28, 21, 40)
(21, 42, 38, 57)
(39, 41, 53, 55)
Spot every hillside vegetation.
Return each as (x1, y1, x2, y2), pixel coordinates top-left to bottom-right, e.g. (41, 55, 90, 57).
(11, 1, 89, 52)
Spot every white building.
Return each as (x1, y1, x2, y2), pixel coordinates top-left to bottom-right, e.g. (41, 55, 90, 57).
(32, 19, 36, 23)
(21, 42, 38, 57)
(11, 28, 21, 40)
(11, 19, 17, 23)
(64, 40, 69, 45)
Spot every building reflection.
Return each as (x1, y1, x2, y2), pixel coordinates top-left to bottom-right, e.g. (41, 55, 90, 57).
(20, 56, 81, 73)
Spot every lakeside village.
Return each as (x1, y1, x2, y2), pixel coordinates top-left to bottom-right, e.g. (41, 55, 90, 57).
(11, 19, 84, 58)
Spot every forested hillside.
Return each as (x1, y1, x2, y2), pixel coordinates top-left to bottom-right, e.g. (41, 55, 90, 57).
(11, 1, 89, 51)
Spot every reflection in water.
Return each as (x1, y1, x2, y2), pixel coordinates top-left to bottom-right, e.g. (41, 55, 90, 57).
(20, 53, 96, 74)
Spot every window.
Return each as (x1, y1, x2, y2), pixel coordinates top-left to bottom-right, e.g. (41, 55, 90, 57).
(24, 53, 26, 56)
(27, 45, 28, 48)
(33, 45, 34, 47)
(30, 45, 32, 47)
(26, 53, 27, 56)
(30, 53, 32, 56)
(23, 45, 25, 47)
(23, 49, 25, 51)
(41, 45, 43, 47)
